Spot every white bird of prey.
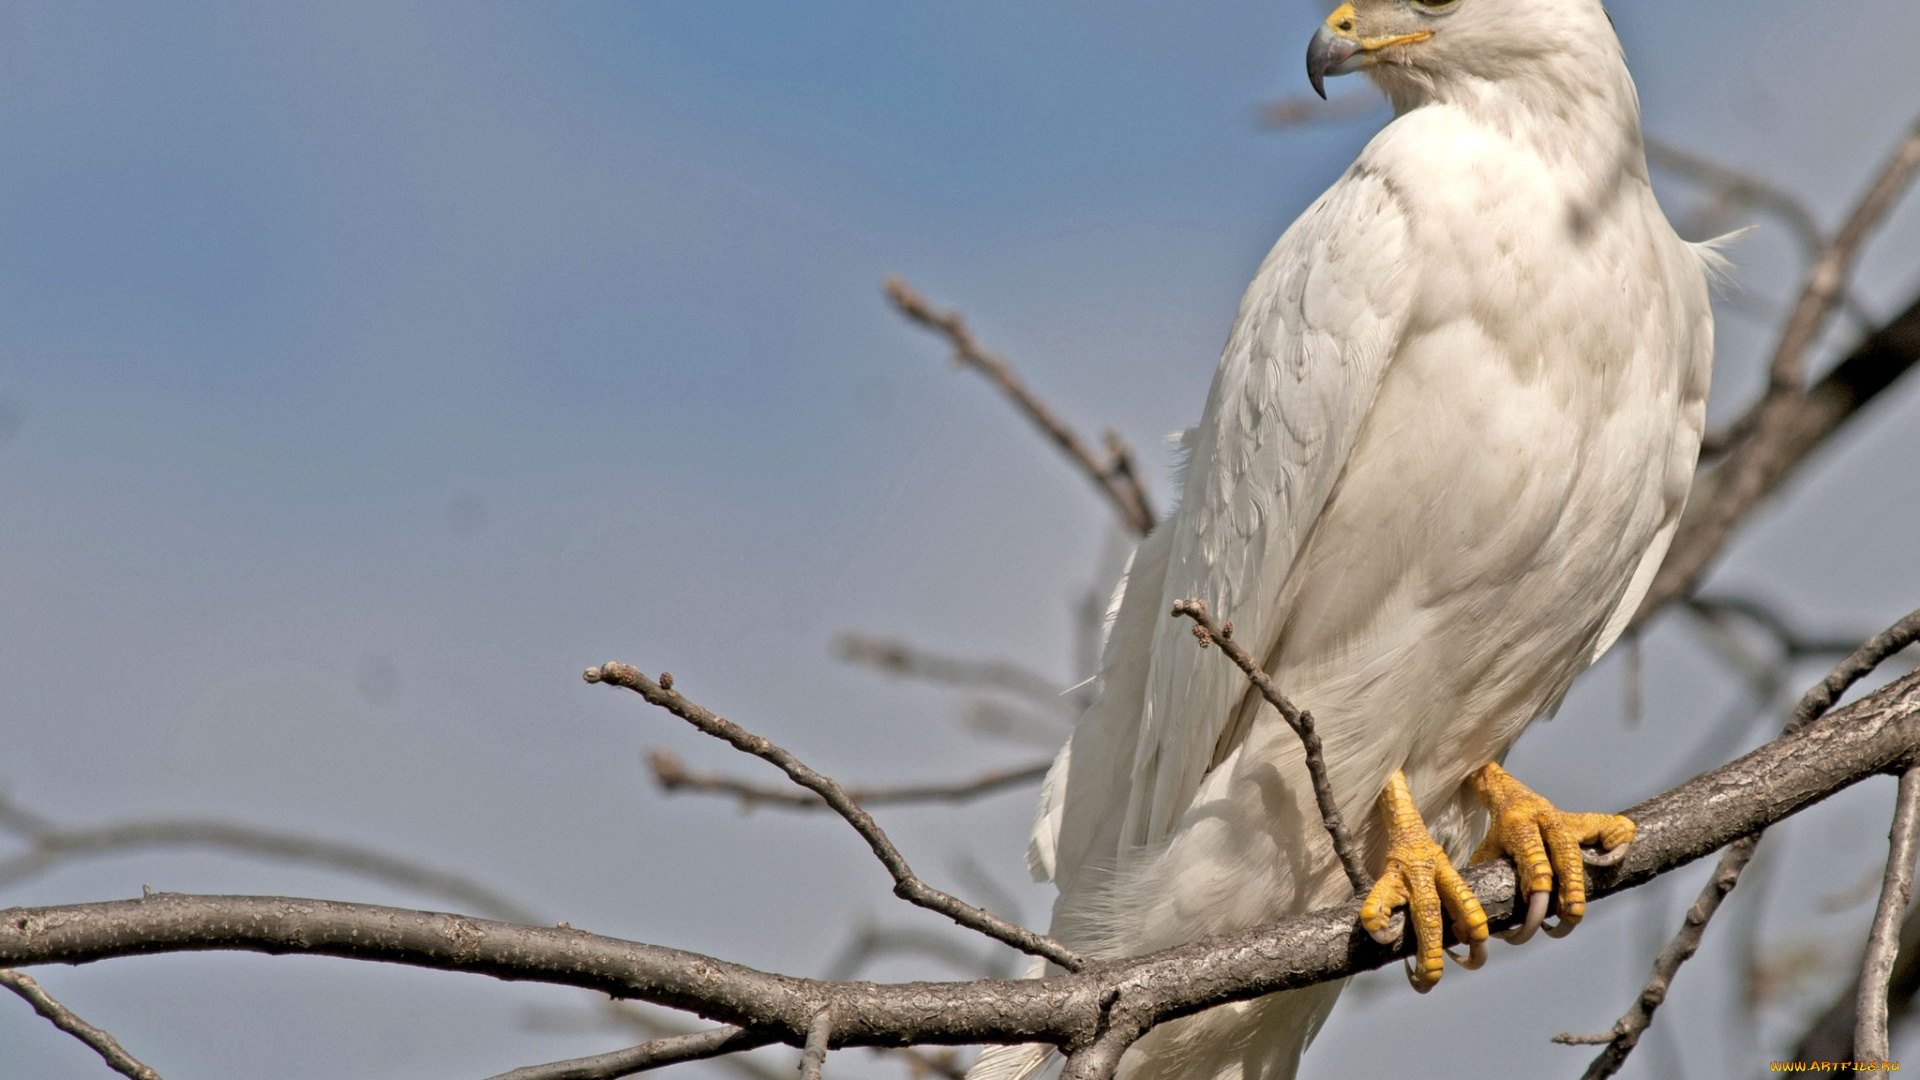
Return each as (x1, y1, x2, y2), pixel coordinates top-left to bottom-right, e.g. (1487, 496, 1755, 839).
(973, 1, 1715, 1078)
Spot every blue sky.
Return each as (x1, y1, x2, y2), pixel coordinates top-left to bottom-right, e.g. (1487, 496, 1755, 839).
(2, 2, 1919, 1077)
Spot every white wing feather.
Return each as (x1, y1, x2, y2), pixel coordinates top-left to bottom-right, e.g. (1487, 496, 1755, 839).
(1043, 164, 1416, 885)
(1125, 165, 1414, 849)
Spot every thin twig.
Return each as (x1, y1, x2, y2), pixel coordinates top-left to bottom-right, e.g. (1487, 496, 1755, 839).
(587, 663, 1083, 971)
(0, 968, 163, 1080)
(835, 633, 1071, 713)
(800, 1010, 832, 1080)
(1570, 608, 1920, 1078)
(1169, 600, 1371, 894)
(1857, 769, 1920, 1063)
(483, 1026, 776, 1080)
(648, 750, 1051, 812)
(884, 275, 1156, 536)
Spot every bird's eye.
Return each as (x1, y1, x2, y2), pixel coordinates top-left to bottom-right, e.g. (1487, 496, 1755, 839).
(1410, 0, 1457, 9)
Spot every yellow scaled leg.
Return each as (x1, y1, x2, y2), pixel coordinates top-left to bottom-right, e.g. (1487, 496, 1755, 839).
(1467, 762, 1635, 944)
(1358, 770, 1490, 993)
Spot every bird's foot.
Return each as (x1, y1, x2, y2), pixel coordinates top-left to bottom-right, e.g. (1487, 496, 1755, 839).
(1358, 770, 1489, 993)
(1466, 762, 1634, 945)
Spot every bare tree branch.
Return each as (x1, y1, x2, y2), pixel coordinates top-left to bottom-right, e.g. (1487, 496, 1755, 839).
(586, 664, 1082, 971)
(835, 633, 1071, 714)
(1856, 768, 1920, 1064)
(0, 663, 1916, 1061)
(0, 967, 162, 1080)
(647, 750, 1052, 814)
(884, 276, 1156, 536)
(0, 793, 540, 925)
(1170, 600, 1371, 895)
(484, 1026, 777, 1080)
(1566, 608, 1920, 1077)
(0, 649, 1916, 1076)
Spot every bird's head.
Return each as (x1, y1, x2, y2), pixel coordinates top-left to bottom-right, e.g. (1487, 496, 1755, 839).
(1306, 0, 1622, 103)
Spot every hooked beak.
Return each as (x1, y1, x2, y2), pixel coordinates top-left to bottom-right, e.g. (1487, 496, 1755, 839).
(1306, 22, 1361, 100)
(1306, 3, 1434, 99)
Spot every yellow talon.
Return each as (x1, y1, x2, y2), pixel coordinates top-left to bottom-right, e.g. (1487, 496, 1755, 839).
(1359, 770, 1489, 992)
(1467, 762, 1634, 943)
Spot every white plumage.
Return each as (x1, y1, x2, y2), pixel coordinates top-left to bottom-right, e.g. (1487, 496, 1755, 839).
(979, 1, 1716, 1078)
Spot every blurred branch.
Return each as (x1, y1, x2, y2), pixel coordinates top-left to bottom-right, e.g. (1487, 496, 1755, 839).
(0, 792, 540, 925)
(1794, 893, 1920, 1062)
(963, 700, 1072, 750)
(1171, 600, 1371, 894)
(1633, 282, 1920, 628)
(587, 663, 1082, 971)
(836, 633, 1071, 714)
(825, 921, 1010, 982)
(1641, 136, 1824, 261)
(1565, 608, 1920, 1078)
(1634, 115, 1920, 624)
(884, 276, 1156, 536)
(647, 750, 1050, 812)
(0, 967, 163, 1080)
(1258, 89, 1383, 130)
(1685, 595, 1871, 666)
(1766, 118, 1920, 393)
(6, 662, 1920, 1061)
